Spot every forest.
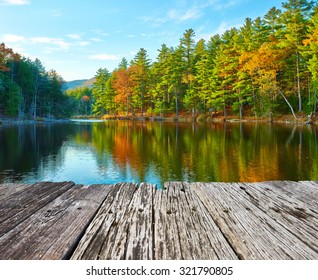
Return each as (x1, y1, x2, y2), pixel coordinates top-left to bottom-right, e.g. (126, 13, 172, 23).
(0, 44, 69, 119)
(1, 0, 318, 121)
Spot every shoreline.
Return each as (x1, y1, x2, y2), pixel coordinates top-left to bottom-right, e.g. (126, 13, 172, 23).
(0, 118, 72, 125)
(78, 114, 318, 125)
(1, 115, 317, 125)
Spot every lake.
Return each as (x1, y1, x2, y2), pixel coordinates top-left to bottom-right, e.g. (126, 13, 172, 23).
(0, 120, 317, 187)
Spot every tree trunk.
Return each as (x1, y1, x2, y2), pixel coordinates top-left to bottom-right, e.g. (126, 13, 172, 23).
(175, 91, 178, 121)
(296, 52, 302, 113)
(276, 86, 297, 120)
(33, 94, 37, 119)
(306, 112, 313, 124)
(314, 90, 317, 114)
(141, 91, 144, 117)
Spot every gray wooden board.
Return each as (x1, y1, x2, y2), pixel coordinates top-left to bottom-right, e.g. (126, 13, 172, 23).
(257, 181, 318, 211)
(0, 184, 111, 260)
(192, 182, 318, 260)
(153, 182, 238, 260)
(0, 184, 31, 198)
(0, 182, 75, 236)
(235, 182, 318, 252)
(299, 181, 318, 192)
(71, 183, 142, 260)
(73, 182, 238, 260)
(0, 184, 32, 208)
(1, 181, 317, 260)
(123, 183, 154, 260)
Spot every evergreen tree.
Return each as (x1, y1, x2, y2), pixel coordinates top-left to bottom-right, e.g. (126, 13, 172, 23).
(303, 5, 318, 112)
(150, 44, 172, 116)
(130, 48, 151, 115)
(92, 68, 111, 115)
(279, 0, 314, 112)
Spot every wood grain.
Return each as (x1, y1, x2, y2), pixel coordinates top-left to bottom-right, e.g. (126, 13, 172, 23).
(1, 181, 317, 260)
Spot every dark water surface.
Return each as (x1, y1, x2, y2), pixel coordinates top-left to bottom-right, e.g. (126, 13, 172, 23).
(1, 120, 317, 187)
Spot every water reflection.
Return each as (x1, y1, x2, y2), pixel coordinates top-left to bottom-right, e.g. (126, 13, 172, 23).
(0, 121, 317, 186)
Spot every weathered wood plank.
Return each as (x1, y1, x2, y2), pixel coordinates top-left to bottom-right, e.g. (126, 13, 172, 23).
(122, 183, 154, 260)
(192, 182, 318, 260)
(71, 183, 142, 260)
(181, 183, 238, 260)
(0, 184, 32, 205)
(0, 182, 75, 236)
(153, 182, 238, 260)
(0, 181, 317, 260)
(235, 182, 318, 253)
(299, 181, 318, 192)
(153, 182, 183, 259)
(0, 183, 30, 195)
(257, 181, 318, 210)
(0, 184, 111, 260)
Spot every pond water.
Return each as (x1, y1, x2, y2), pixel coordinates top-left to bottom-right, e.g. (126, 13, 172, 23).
(0, 120, 317, 187)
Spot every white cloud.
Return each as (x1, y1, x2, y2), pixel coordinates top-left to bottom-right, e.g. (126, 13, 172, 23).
(12, 46, 28, 56)
(92, 30, 109, 37)
(142, 0, 242, 27)
(31, 37, 70, 50)
(141, 33, 155, 38)
(167, 7, 201, 22)
(77, 41, 90, 46)
(1, 0, 30, 5)
(2, 33, 91, 55)
(167, 9, 178, 20)
(88, 54, 120, 61)
(179, 8, 201, 20)
(67, 33, 82, 40)
(90, 38, 102, 42)
(2, 34, 25, 42)
(142, 6, 201, 27)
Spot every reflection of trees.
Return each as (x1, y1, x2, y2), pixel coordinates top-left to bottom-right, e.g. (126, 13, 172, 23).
(90, 121, 318, 185)
(0, 123, 77, 182)
(2, 121, 317, 184)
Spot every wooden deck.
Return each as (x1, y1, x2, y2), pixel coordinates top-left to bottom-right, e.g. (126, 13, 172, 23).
(0, 181, 317, 260)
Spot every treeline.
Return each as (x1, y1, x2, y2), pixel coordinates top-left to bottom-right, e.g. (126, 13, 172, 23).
(86, 0, 318, 120)
(0, 43, 70, 119)
(3, 0, 318, 121)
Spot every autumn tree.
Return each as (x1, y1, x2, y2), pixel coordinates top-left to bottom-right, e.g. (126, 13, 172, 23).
(113, 67, 135, 115)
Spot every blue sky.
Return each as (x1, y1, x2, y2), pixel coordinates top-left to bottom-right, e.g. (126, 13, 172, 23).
(0, 0, 283, 81)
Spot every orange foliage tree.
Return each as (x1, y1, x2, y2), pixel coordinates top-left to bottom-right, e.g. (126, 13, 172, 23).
(112, 68, 136, 116)
(0, 43, 20, 72)
(240, 42, 297, 119)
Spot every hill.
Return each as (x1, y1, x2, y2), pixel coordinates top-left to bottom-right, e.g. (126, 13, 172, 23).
(64, 77, 96, 90)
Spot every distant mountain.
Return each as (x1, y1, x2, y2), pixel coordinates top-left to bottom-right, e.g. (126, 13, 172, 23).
(64, 77, 96, 90)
